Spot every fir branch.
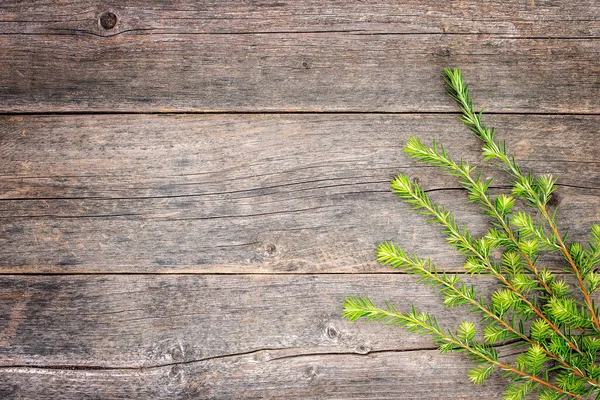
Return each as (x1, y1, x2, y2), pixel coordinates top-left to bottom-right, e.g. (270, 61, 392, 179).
(377, 242, 600, 388)
(403, 135, 554, 296)
(344, 68, 600, 399)
(444, 68, 600, 333)
(391, 172, 583, 355)
(343, 297, 583, 399)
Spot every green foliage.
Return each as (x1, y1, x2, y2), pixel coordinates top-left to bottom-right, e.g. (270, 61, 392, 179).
(468, 363, 495, 385)
(504, 382, 535, 400)
(344, 68, 600, 399)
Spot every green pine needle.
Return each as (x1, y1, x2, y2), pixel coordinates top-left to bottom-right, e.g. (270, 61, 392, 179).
(344, 68, 600, 399)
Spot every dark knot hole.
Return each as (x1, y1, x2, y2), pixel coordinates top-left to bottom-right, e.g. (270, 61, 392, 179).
(100, 12, 118, 30)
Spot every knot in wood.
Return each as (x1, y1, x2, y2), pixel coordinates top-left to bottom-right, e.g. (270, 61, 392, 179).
(547, 193, 561, 207)
(171, 348, 183, 361)
(436, 47, 451, 57)
(169, 365, 182, 379)
(356, 344, 370, 354)
(100, 12, 118, 30)
(304, 366, 318, 382)
(325, 325, 340, 340)
(266, 243, 277, 255)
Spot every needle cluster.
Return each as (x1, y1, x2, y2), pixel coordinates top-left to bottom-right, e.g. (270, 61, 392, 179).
(344, 68, 600, 399)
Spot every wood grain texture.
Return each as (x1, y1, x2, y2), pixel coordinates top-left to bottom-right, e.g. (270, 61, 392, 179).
(0, 351, 507, 399)
(0, 274, 507, 399)
(1, 114, 598, 273)
(1, 34, 599, 113)
(1, 0, 599, 37)
(2, 1, 600, 398)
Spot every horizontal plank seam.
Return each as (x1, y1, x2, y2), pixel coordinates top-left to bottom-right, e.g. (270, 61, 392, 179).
(0, 271, 579, 277)
(3, 30, 600, 40)
(2, 111, 600, 116)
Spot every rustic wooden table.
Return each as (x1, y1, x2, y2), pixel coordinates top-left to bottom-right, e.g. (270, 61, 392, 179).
(1, 1, 599, 398)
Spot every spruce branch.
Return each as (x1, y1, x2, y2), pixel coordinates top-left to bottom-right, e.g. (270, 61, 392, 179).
(403, 136, 554, 296)
(444, 68, 600, 334)
(343, 297, 583, 399)
(344, 68, 600, 399)
(377, 242, 600, 388)
(391, 172, 583, 355)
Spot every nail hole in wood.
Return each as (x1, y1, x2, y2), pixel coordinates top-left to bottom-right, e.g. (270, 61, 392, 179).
(100, 12, 118, 30)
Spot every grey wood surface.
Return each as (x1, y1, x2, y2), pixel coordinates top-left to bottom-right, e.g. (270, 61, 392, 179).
(0, 274, 506, 399)
(2, 0, 598, 36)
(1, 114, 599, 274)
(2, 34, 600, 113)
(1, 1, 599, 399)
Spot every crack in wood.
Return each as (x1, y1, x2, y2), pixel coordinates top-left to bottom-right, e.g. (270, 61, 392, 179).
(0, 347, 437, 371)
(0, 339, 526, 371)
(0, 183, 597, 204)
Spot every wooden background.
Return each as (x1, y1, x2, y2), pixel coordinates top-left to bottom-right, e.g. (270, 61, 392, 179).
(1, 1, 599, 398)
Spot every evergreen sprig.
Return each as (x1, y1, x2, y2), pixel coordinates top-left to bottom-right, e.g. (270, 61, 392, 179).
(344, 68, 600, 399)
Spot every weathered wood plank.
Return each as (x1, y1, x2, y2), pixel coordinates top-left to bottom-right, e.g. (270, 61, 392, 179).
(1, 2, 598, 399)
(0, 274, 492, 366)
(1, 0, 599, 37)
(1, 114, 598, 273)
(0, 274, 506, 398)
(0, 351, 507, 399)
(1, 34, 599, 112)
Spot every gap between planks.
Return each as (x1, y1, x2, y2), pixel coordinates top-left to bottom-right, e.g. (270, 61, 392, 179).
(2, 110, 600, 116)
(5, 31, 600, 39)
